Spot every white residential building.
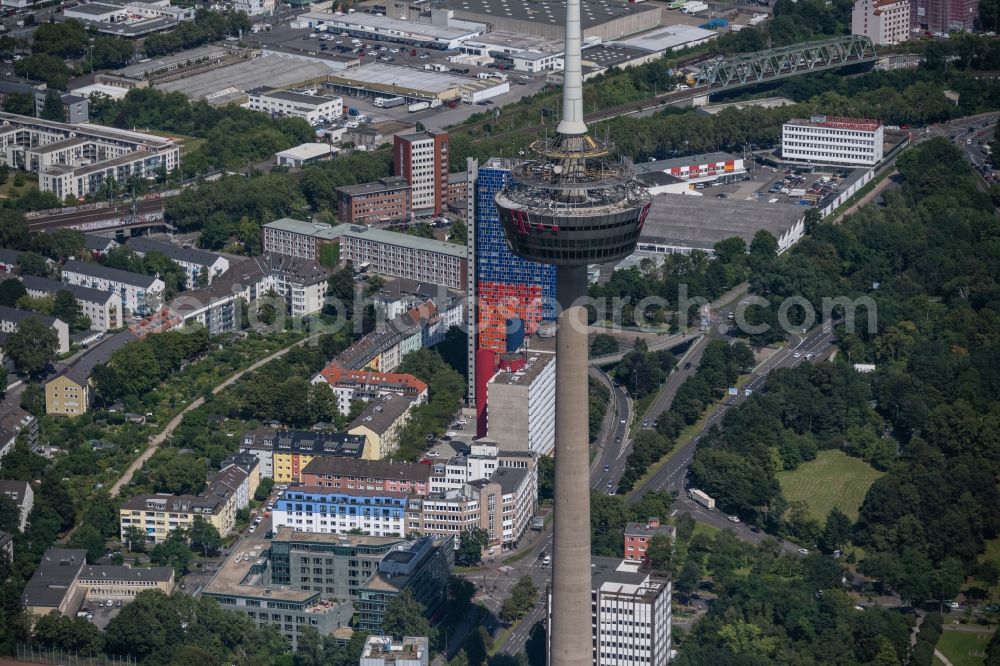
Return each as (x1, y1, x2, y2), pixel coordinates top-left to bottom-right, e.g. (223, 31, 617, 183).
(245, 87, 343, 124)
(0, 481, 33, 532)
(486, 353, 556, 456)
(310, 365, 428, 416)
(273, 486, 408, 537)
(586, 558, 672, 666)
(61, 260, 165, 316)
(126, 237, 229, 289)
(252, 254, 330, 318)
(393, 131, 449, 216)
(234, 0, 274, 15)
(782, 115, 885, 166)
(0, 306, 70, 354)
(19, 275, 122, 331)
(852, 0, 910, 45)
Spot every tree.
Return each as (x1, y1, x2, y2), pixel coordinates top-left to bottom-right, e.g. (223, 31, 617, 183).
(52, 290, 82, 329)
(16, 252, 50, 277)
(0, 279, 26, 307)
(0, 496, 20, 533)
(69, 523, 108, 563)
(499, 576, 537, 623)
(646, 534, 673, 571)
(149, 530, 192, 577)
(448, 219, 467, 246)
(40, 90, 66, 122)
(20, 382, 44, 415)
(873, 637, 902, 666)
(124, 525, 148, 553)
(590, 333, 619, 357)
(457, 527, 490, 566)
(381, 590, 432, 642)
(3, 317, 57, 375)
(819, 507, 851, 554)
(976, 560, 1000, 595)
(153, 453, 207, 495)
(32, 613, 103, 656)
(2, 91, 34, 115)
(189, 516, 223, 556)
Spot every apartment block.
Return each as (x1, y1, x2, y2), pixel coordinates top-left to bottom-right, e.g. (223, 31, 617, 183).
(331, 302, 432, 373)
(0, 305, 69, 354)
(348, 393, 415, 459)
(45, 329, 138, 417)
(852, 0, 910, 44)
(0, 407, 38, 462)
(127, 237, 229, 288)
(262, 219, 346, 263)
(781, 115, 885, 166)
(0, 111, 179, 199)
(0, 480, 33, 532)
(61, 259, 165, 316)
(587, 558, 672, 666)
(246, 87, 343, 124)
(300, 457, 432, 496)
(119, 463, 251, 544)
(340, 225, 467, 291)
(911, 0, 978, 34)
(252, 254, 330, 318)
(240, 429, 371, 482)
(336, 176, 412, 225)
(19, 275, 122, 331)
(624, 517, 676, 565)
(486, 352, 556, 456)
(310, 364, 428, 415)
(373, 278, 465, 348)
(273, 486, 408, 537)
(393, 131, 449, 216)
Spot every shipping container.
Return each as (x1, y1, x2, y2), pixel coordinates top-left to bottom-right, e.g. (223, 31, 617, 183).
(408, 101, 430, 112)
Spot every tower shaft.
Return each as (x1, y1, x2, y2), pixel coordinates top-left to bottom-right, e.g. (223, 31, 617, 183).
(557, 0, 587, 137)
(550, 264, 592, 666)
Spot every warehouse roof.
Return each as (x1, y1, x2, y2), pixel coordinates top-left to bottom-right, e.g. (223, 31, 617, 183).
(614, 24, 719, 53)
(304, 11, 480, 40)
(434, 0, 658, 30)
(156, 56, 333, 101)
(635, 152, 739, 172)
(640, 193, 804, 252)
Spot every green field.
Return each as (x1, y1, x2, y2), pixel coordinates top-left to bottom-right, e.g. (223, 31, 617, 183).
(777, 450, 883, 523)
(935, 628, 994, 666)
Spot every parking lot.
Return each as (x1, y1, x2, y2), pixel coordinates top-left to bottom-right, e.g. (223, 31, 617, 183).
(77, 599, 124, 629)
(690, 162, 857, 210)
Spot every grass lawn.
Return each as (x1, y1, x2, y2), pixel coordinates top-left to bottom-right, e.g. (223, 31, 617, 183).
(935, 628, 994, 666)
(777, 450, 883, 523)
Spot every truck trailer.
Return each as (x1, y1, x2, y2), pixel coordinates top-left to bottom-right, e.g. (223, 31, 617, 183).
(408, 101, 430, 113)
(690, 489, 716, 510)
(374, 96, 405, 108)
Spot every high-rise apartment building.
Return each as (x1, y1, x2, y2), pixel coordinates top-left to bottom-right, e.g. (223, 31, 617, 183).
(853, 0, 911, 44)
(394, 131, 449, 216)
(589, 558, 672, 666)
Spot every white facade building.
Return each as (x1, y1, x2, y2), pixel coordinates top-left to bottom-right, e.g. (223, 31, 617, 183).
(0, 306, 70, 354)
(61, 260, 165, 316)
(252, 254, 330, 317)
(245, 88, 343, 124)
(360, 636, 429, 666)
(852, 0, 910, 45)
(782, 115, 885, 166)
(273, 486, 408, 537)
(127, 237, 229, 289)
(588, 558, 672, 666)
(310, 365, 428, 416)
(234, 0, 274, 15)
(19, 275, 122, 332)
(486, 353, 556, 456)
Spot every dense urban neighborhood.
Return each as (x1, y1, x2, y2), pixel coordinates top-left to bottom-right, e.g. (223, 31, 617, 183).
(0, 0, 997, 663)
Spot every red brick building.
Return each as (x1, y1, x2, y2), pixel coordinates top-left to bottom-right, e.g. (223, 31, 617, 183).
(624, 517, 676, 564)
(336, 176, 412, 225)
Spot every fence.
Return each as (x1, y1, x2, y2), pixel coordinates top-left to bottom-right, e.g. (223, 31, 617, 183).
(14, 645, 140, 666)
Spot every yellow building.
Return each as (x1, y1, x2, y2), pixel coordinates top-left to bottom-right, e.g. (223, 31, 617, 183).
(45, 372, 90, 417)
(348, 394, 415, 459)
(119, 460, 254, 544)
(242, 431, 375, 483)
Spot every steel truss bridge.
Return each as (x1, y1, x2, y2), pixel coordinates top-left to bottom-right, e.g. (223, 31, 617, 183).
(695, 35, 877, 91)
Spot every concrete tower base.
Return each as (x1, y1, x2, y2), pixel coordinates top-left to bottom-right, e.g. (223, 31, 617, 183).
(550, 264, 593, 666)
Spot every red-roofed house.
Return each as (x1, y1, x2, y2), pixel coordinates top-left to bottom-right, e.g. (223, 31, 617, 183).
(311, 364, 428, 415)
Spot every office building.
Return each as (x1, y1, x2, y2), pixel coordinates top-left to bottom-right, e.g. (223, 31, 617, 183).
(465, 160, 557, 425)
(311, 364, 428, 416)
(486, 352, 556, 456)
(0, 112, 179, 199)
(911, 0, 979, 33)
(273, 486, 408, 537)
(246, 87, 343, 124)
(348, 393, 416, 459)
(0, 480, 33, 532)
(853, 0, 911, 44)
(202, 536, 354, 649)
(126, 237, 229, 289)
(360, 636, 430, 666)
(19, 275, 122, 331)
(262, 218, 346, 264)
(570, 558, 672, 666)
(393, 131, 449, 217)
(300, 457, 432, 496)
(781, 115, 885, 166)
(0, 305, 69, 354)
(356, 535, 454, 632)
(336, 177, 412, 225)
(623, 517, 676, 565)
(61, 259, 165, 316)
(241, 430, 371, 481)
(119, 463, 252, 544)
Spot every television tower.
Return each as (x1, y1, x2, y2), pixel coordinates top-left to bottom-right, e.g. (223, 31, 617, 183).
(494, 0, 652, 662)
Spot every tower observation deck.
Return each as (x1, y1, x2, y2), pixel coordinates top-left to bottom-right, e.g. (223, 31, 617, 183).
(492, 0, 651, 661)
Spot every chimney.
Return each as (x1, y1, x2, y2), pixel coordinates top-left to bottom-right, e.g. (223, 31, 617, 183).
(647, 516, 659, 529)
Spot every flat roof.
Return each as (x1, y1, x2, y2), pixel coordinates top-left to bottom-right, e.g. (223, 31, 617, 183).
(462, 30, 563, 53)
(328, 62, 465, 94)
(636, 151, 739, 172)
(254, 87, 339, 107)
(614, 24, 719, 52)
(68, 3, 122, 15)
(344, 225, 467, 259)
(276, 142, 338, 160)
(304, 11, 479, 40)
(640, 193, 804, 251)
(698, 96, 795, 115)
(204, 538, 318, 603)
(156, 56, 334, 101)
(489, 352, 554, 386)
(22, 548, 87, 608)
(337, 176, 410, 196)
(117, 45, 229, 78)
(786, 115, 881, 131)
(581, 43, 655, 68)
(434, 0, 659, 30)
(264, 218, 347, 240)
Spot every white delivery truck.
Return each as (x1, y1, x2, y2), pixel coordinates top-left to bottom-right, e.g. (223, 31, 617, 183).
(690, 489, 716, 510)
